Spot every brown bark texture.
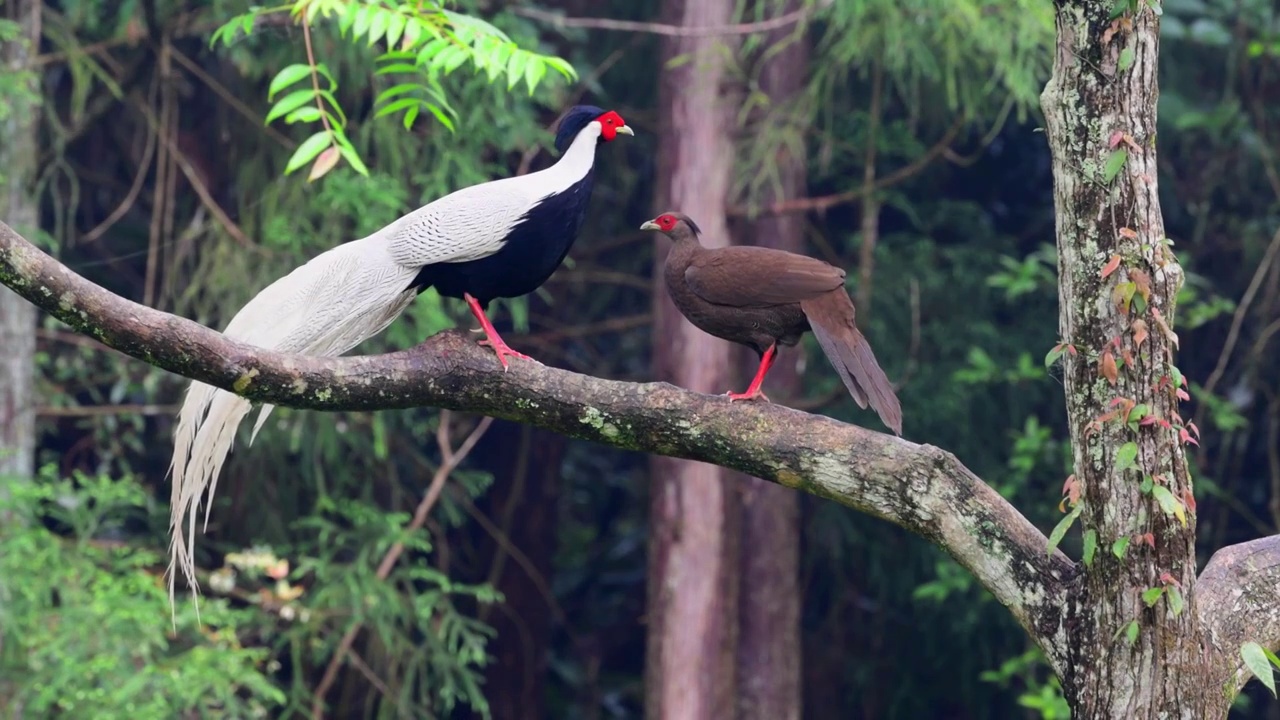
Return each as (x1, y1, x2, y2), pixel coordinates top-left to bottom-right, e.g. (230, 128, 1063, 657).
(645, 0, 742, 715)
(1043, 1, 1280, 716)
(734, 6, 808, 719)
(0, 0, 40, 480)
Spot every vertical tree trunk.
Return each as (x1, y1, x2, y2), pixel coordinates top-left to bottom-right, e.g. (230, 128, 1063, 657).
(476, 422, 566, 720)
(735, 7, 806, 720)
(645, 0, 741, 716)
(1042, 2, 1217, 715)
(0, 0, 41, 481)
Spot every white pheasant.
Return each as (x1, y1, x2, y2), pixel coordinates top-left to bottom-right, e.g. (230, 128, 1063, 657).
(167, 105, 632, 610)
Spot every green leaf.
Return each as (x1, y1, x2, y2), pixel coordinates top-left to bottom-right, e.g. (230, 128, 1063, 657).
(1167, 586, 1184, 617)
(1082, 529, 1097, 567)
(1103, 148, 1129, 183)
(1118, 47, 1135, 72)
(1242, 642, 1277, 697)
(368, 7, 390, 47)
(376, 63, 420, 76)
(374, 97, 421, 120)
(1046, 504, 1082, 556)
(1152, 485, 1182, 518)
(1141, 586, 1164, 607)
(264, 89, 316, 125)
(1112, 536, 1130, 559)
(333, 136, 370, 176)
(1044, 344, 1067, 369)
(1116, 441, 1139, 472)
(352, 5, 372, 39)
(284, 106, 323, 124)
(376, 83, 422, 102)
(268, 64, 312, 100)
(284, 132, 331, 175)
(1124, 620, 1139, 646)
(403, 104, 420, 130)
(1139, 474, 1153, 494)
(386, 12, 408, 50)
(423, 103, 455, 132)
(523, 57, 546, 96)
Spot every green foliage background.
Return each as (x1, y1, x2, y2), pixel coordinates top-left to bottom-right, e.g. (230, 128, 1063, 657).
(2, 0, 1278, 717)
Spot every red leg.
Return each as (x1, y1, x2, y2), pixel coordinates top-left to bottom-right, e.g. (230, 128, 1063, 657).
(727, 344, 777, 402)
(465, 293, 535, 371)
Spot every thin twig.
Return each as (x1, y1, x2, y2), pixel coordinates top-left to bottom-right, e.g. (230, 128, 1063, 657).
(169, 47, 296, 148)
(37, 404, 178, 416)
(81, 106, 157, 244)
(310, 411, 493, 720)
(128, 92, 254, 248)
(302, 21, 334, 136)
(730, 115, 965, 217)
(1200, 226, 1280, 403)
(510, 1, 826, 38)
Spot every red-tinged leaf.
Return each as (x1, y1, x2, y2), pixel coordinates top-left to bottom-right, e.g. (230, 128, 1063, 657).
(1140, 532, 1156, 548)
(1176, 388, 1190, 401)
(1108, 129, 1125, 148)
(1101, 254, 1123, 279)
(1100, 350, 1119, 385)
(308, 146, 341, 182)
(1067, 345, 1078, 355)
(1140, 415, 1158, 426)
(1157, 418, 1171, 429)
(1183, 488, 1197, 514)
(1122, 134, 1143, 153)
(1152, 474, 1167, 485)
(1159, 571, 1180, 587)
(267, 559, 290, 580)
(1187, 421, 1201, 440)
(1118, 226, 1138, 239)
(1132, 319, 1149, 347)
(1179, 428, 1200, 447)
(1062, 475, 1081, 506)
(1109, 397, 1133, 409)
(1121, 348, 1135, 367)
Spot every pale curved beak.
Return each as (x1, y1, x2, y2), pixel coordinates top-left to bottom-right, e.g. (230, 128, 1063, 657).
(640, 220, 660, 231)
(616, 125, 634, 137)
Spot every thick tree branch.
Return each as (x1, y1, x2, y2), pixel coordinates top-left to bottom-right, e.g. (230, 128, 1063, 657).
(0, 219, 1076, 666)
(1198, 535, 1280, 692)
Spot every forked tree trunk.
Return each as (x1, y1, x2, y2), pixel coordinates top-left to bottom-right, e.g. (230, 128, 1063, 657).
(1042, 2, 1215, 715)
(0, 0, 40, 482)
(735, 5, 807, 719)
(645, 0, 741, 716)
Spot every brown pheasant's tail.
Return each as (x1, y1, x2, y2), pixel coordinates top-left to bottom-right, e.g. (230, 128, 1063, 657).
(800, 291, 903, 436)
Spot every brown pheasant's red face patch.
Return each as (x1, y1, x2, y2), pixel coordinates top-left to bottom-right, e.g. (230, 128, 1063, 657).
(651, 214, 680, 231)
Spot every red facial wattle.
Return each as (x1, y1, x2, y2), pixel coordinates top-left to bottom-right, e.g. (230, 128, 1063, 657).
(595, 110, 629, 141)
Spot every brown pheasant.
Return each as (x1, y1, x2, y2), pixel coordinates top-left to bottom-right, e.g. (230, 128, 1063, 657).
(642, 211, 902, 436)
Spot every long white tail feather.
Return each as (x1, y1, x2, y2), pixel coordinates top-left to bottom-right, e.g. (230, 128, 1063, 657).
(166, 123, 608, 616)
(167, 237, 420, 614)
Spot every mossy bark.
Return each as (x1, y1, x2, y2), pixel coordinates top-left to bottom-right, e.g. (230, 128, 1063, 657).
(0, 0, 40, 481)
(1042, 1, 1215, 715)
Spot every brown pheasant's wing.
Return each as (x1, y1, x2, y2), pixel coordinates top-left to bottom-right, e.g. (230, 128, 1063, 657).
(684, 246, 845, 308)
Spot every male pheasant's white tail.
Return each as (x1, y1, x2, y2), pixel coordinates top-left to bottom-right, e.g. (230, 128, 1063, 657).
(167, 381, 253, 612)
(165, 237, 420, 615)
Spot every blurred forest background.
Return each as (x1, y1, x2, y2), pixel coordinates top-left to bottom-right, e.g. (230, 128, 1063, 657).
(1, 0, 1278, 717)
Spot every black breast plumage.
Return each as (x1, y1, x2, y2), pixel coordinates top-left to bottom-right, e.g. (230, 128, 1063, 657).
(409, 171, 595, 308)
